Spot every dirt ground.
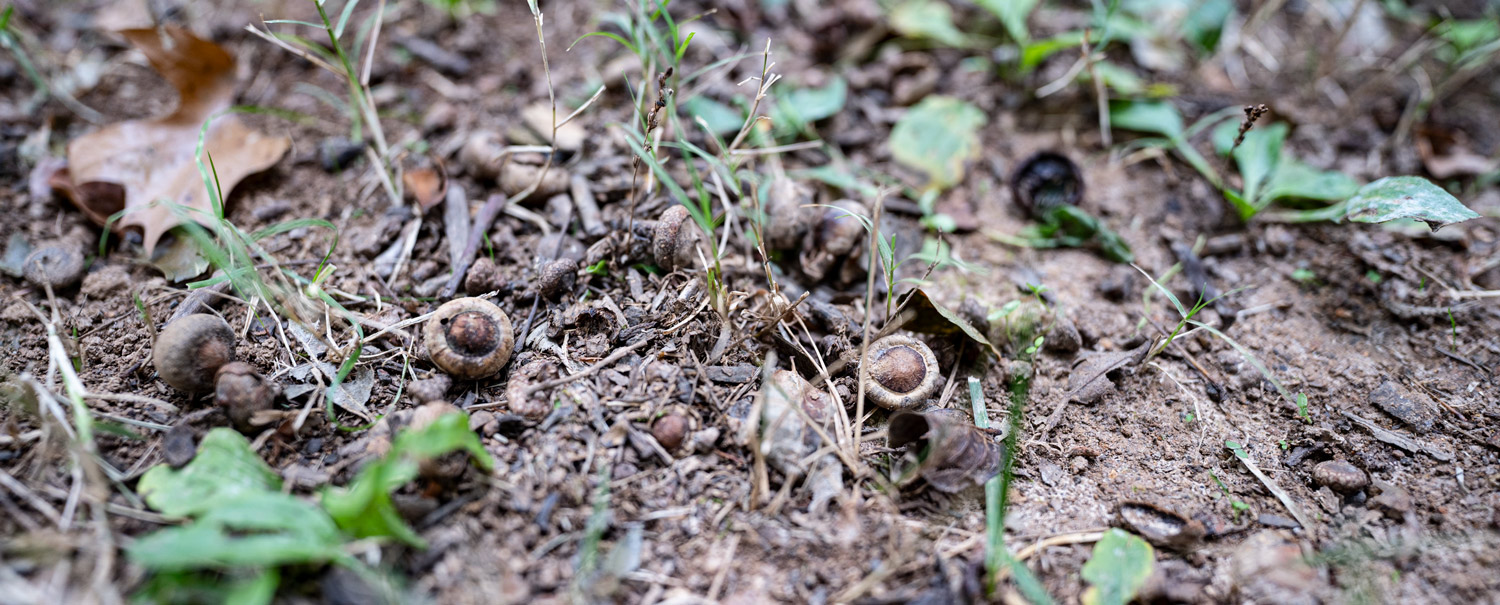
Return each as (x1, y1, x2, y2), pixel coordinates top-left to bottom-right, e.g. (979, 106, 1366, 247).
(2, 0, 1499, 603)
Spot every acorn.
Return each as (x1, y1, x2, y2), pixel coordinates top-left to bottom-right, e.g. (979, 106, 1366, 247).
(23, 243, 85, 289)
(864, 335, 940, 410)
(463, 256, 504, 296)
(215, 362, 276, 433)
(652, 205, 704, 271)
(1312, 460, 1369, 494)
(423, 298, 514, 380)
(459, 130, 506, 180)
(800, 199, 867, 283)
(153, 313, 236, 393)
(536, 257, 577, 300)
(1010, 151, 1083, 218)
(760, 176, 816, 250)
(652, 413, 689, 452)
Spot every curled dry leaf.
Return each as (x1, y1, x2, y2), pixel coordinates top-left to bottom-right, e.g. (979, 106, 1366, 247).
(888, 409, 1001, 493)
(402, 154, 448, 212)
(49, 26, 290, 254)
(1115, 501, 1206, 550)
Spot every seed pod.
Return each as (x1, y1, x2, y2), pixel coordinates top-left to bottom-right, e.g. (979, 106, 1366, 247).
(423, 298, 514, 380)
(215, 362, 276, 433)
(153, 313, 236, 393)
(888, 409, 1001, 492)
(652, 205, 703, 271)
(23, 243, 85, 289)
(1311, 460, 1369, 493)
(1010, 151, 1083, 218)
(864, 335, 940, 410)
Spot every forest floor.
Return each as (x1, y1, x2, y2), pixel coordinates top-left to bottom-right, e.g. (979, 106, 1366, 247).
(2, 0, 1499, 603)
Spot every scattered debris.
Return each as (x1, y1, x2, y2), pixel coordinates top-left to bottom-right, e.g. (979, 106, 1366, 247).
(888, 409, 1002, 493)
(1115, 501, 1206, 550)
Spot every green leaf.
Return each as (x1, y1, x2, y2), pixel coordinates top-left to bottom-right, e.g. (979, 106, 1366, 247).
(1109, 100, 1184, 139)
(322, 412, 493, 547)
(680, 96, 744, 136)
(975, 0, 1039, 43)
(129, 492, 345, 570)
(137, 429, 280, 518)
(1081, 529, 1155, 605)
(1214, 120, 1287, 209)
(890, 0, 971, 48)
(1343, 176, 1480, 231)
(772, 76, 847, 135)
(889, 96, 987, 190)
(1020, 30, 1086, 72)
(1261, 159, 1360, 205)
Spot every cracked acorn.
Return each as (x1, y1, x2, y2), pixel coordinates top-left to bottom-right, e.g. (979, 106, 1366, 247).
(214, 361, 276, 433)
(153, 313, 236, 393)
(423, 297, 515, 380)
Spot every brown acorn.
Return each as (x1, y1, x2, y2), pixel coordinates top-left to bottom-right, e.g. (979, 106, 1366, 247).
(153, 313, 236, 393)
(423, 298, 514, 380)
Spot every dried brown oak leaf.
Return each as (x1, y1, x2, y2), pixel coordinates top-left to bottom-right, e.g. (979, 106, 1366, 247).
(50, 26, 290, 254)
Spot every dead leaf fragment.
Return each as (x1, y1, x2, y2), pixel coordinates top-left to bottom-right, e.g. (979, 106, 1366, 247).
(51, 26, 290, 254)
(888, 409, 1002, 493)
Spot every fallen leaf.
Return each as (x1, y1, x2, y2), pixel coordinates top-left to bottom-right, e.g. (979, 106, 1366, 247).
(889, 96, 986, 190)
(889, 409, 1002, 492)
(402, 154, 448, 211)
(1081, 529, 1156, 605)
(51, 26, 290, 254)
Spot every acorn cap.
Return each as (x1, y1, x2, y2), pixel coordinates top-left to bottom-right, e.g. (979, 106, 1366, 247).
(423, 298, 514, 380)
(864, 335, 940, 410)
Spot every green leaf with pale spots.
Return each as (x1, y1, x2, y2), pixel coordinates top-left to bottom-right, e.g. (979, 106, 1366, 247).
(889, 96, 987, 190)
(1343, 176, 1480, 231)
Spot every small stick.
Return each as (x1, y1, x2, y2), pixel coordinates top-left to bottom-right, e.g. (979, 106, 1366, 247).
(522, 336, 655, 396)
(440, 193, 510, 297)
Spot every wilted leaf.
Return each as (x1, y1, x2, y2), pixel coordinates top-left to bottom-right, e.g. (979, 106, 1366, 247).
(50, 26, 290, 254)
(148, 229, 211, 283)
(1343, 176, 1479, 231)
(681, 96, 744, 136)
(773, 77, 847, 135)
(137, 428, 280, 518)
(890, 0, 971, 48)
(322, 411, 493, 547)
(402, 164, 447, 212)
(1081, 529, 1155, 605)
(889, 409, 1001, 492)
(893, 288, 1003, 359)
(129, 491, 345, 570)
(889, 96, 987, 190)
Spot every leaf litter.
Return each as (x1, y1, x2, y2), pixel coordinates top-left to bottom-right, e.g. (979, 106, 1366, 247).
(49, 25, 289, 255)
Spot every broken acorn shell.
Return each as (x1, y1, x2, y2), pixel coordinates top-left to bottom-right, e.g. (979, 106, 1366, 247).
(760, 369, 835, 473)
(1010, 151, 1083, 218)
(888, 409, 1002, 493)
(864, 335, 940, 410)
(800, 199, 867, 282)
(761, 176, 816, 250)
(423, 297, 514, 380)
(1311, 460, 1369, 494)
(505, 358, 562, 420)
(652, 205, 704, 271)
(215, 361, 276, 433)
(1116, 500, 1207, 550)
(23, 243, 86, 289)
(153, 313, 236, 393)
